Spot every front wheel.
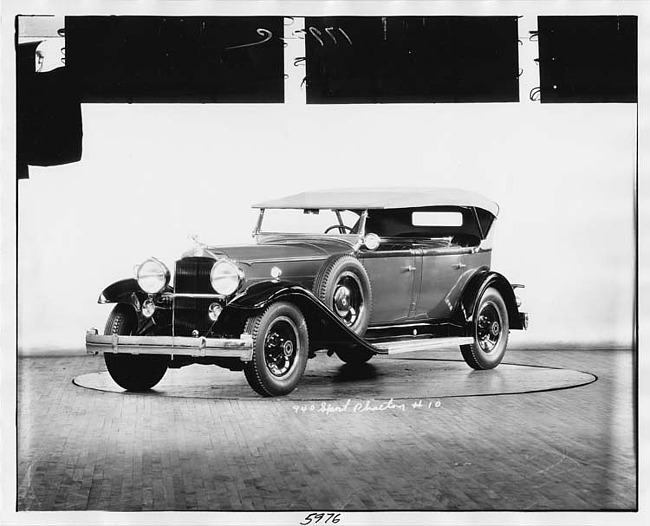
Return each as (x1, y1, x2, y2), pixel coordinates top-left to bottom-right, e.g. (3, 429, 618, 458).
(103, 304, 168, 391)
(460, 287, 509, 370)
(243, 302, 309, 396)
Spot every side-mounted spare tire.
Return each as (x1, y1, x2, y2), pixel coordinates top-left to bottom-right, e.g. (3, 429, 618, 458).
(313, 255, 375, 364)
(103, 304, 169, 391)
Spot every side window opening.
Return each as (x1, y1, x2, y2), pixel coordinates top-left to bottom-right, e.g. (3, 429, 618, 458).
(364, 207, 491, 248)
(412, 211, 463, 227)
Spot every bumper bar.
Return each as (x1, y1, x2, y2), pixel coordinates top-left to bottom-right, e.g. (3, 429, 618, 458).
(519, 312, 529, 330)
(85, 328, 254, 361)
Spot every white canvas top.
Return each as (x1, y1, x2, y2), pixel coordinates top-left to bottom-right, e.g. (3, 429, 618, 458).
(254, 187, 499, 216)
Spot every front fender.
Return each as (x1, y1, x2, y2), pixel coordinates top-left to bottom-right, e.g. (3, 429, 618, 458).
(98, 278, 146, 311)
(227, 280, 377, 354)
(453, 270, 525, 331)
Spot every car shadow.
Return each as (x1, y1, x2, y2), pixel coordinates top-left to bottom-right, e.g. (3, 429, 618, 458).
(331, 363, 379, 383)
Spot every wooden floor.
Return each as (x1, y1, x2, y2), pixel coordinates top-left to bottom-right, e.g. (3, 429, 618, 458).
(16, 348, 636, 512)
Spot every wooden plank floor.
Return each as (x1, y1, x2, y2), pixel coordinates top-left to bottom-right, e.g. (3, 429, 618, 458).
(16, 348, 636, 511)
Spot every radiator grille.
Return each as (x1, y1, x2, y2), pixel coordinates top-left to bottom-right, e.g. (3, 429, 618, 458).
(174, 257, 213, 293)
(173, 257, 215, 336)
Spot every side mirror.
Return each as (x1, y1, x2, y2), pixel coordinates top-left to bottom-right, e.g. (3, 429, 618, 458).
(363, 233, 380, 251)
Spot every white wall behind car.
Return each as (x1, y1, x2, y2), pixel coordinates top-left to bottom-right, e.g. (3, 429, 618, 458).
(17, 101, 635, 352)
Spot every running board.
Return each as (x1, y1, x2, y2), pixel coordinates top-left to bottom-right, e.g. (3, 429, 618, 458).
(372, 336, 474, 355)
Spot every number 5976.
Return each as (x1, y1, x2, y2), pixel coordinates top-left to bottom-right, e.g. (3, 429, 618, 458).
(300, 512, 341, 525)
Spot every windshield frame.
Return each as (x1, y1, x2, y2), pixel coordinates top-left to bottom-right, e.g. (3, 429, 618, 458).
(252, 208, 369, 239)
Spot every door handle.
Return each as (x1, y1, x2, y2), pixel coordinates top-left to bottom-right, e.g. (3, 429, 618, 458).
(453, 263, 467, 270)
(402, 265, 416, 272)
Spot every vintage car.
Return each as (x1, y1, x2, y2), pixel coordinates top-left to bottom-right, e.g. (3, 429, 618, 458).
(86, 188, 528, 396)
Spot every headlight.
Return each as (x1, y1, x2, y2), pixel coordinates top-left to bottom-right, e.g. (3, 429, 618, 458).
(136, 258, 170, 294)
(210, 259, 243, 295)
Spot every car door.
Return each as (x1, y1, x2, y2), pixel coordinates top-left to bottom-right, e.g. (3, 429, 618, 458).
(412, 247, 475, 321)
(415, 245, 493, 321)
(408, 207, 490, 321)
(358, 242, 417, 324)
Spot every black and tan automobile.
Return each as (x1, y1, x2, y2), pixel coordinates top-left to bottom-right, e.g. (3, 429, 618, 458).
(86, 188, 528, 396)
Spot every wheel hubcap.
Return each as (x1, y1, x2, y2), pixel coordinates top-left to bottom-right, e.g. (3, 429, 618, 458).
(263, 317, 298, 377)
(282, 339, 294, 357)
(334, 286, 352, 317)
(476, 303, 502, 353)
(332, 273, 363, 329)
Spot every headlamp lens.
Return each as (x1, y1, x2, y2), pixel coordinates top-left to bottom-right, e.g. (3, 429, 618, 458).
(136, 258, 169, 294)
(210, 260, 242, 295)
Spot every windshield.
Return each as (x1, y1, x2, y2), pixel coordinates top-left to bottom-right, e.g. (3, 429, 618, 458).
(258, 209, 362, 235)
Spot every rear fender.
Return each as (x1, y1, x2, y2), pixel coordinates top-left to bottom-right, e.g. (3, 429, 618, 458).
(453, 270, 524, 332)
(227, 280, 377, 354)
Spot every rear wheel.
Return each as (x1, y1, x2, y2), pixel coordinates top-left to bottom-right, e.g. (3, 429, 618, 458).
(243, 302, 309, 397)
(460, 287, 509, 370)
(103, 304, 168, 391)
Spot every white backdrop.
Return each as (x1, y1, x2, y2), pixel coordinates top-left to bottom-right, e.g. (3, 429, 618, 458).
(17, 102, 636, 352)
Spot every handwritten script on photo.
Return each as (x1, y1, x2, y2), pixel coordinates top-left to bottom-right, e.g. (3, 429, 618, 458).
(292, 398, 442, 415)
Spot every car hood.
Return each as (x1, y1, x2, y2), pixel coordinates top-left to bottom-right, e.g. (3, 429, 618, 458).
(184, 237, 355, 263)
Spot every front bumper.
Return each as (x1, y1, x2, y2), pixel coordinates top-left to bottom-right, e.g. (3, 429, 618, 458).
(85, 328, 253, 361)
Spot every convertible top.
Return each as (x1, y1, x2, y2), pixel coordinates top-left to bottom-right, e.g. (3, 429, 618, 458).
(254, 187, 499, 217)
